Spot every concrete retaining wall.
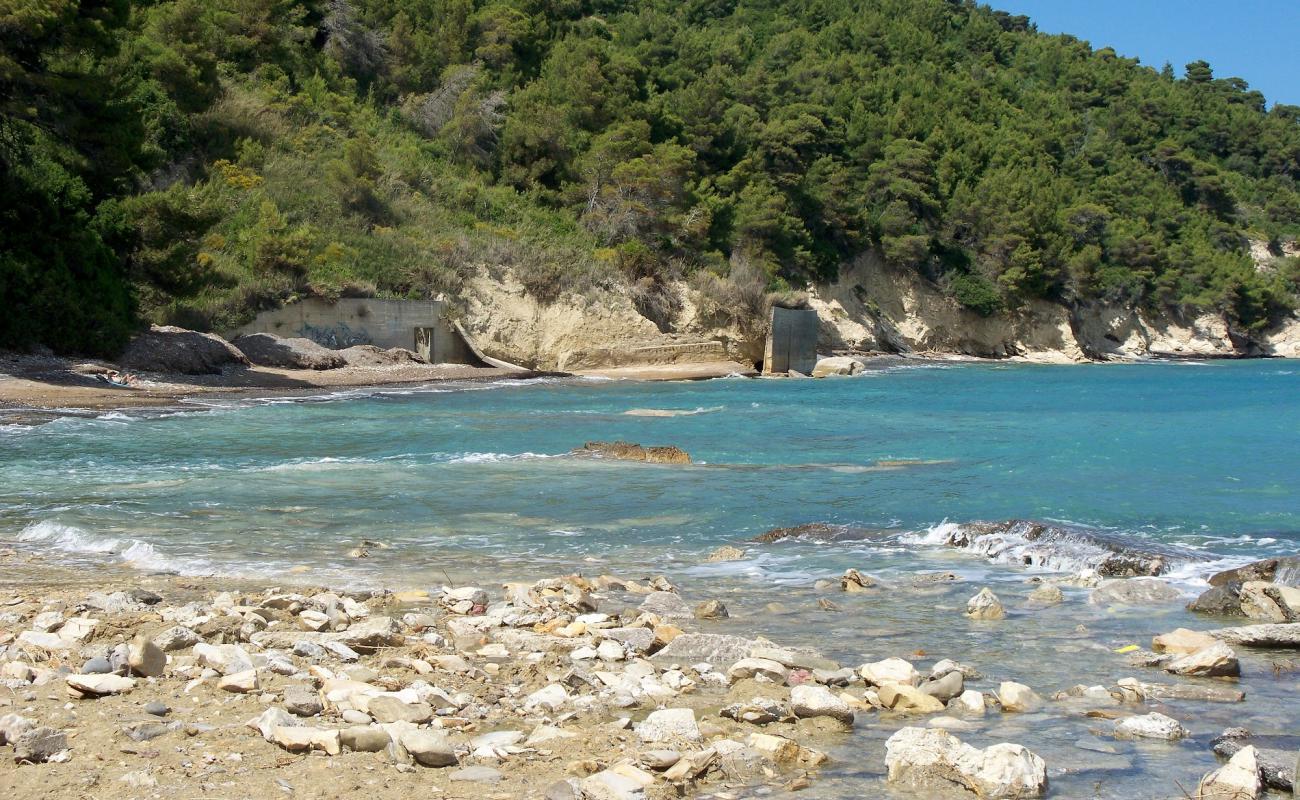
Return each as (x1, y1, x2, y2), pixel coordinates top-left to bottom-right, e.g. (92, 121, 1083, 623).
(227, 298, 479, 364)
(763, 307, 819, 375)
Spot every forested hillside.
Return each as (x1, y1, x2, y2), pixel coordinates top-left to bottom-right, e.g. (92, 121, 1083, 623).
(3, 0, 1299, 355)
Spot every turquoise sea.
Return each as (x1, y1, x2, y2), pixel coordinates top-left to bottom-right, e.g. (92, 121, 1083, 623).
(4, 360, 1297, 583)
(3, 360, 1298, 797)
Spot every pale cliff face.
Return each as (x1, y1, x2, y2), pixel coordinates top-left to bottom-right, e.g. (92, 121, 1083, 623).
(453, 256, 1300, 369)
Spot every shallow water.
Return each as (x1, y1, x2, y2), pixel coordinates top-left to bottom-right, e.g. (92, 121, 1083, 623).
(3, 361, 1298, 797)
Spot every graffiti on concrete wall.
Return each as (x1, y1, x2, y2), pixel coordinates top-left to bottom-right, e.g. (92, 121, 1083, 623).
(296, 322, 373, 349)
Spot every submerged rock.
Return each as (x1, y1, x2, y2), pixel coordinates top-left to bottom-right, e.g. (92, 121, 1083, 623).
(574, 441, 691, 464)
(1113, 712, 1188, 740)
(933, 519, 1203, 577)
(884, 726, 1047, 798)
(704, 545, 746, 562)
(749, 523, 876, 544)
(965, 587, 1005, 620)
(1089, 578, 1183, 606)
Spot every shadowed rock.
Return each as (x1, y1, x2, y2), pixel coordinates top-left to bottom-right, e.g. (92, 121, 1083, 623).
(232, 333, 347, 370)
(120, 325, 249, 375)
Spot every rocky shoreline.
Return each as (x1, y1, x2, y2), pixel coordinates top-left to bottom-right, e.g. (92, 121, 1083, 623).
(2, 543, 1298, 799)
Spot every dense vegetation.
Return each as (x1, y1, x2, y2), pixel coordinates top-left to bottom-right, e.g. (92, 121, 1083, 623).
(3, 0, 1299, 355)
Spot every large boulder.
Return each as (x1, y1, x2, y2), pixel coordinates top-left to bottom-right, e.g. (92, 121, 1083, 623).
(120, 325, 249, 375)
(1207, 622, 1300, 648)
(811, 356, 864, 378)
(337, 345, 425, 367)
(884, 726, 1047, 798)
(231, 333, 347, 370)
(1212, 728, 1298, 792)
(1197, 745, 1262, 800)
(1208, 557, 1300, 587)
(1164, 642, 1240, 678)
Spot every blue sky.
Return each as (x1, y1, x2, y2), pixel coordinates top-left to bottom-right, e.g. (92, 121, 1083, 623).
(993, 1, 1300, 107)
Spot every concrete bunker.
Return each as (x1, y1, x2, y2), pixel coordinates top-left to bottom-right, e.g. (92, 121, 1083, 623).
(762, 306, 819, 375)
(228, 298, 497, 366)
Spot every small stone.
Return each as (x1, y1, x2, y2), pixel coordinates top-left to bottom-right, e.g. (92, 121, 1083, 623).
(66, 673, 136, 696)
(526, 725, 577, 746)
(694, 599, 729, 620)
(128, 634, 166, 677)
(966, 587, 1006, 620)
(997, 681, 1042, 712)
(400, 730, 458, 767)
(919, 670, 964, 703)
(283, 685, 323, 717)
(1114, 712, 1189, 740)
(790, 684, 855, 725)
(640, 749, 681, 769)
(596, 639, 625, 662)
(368, 696, 433, 724)
(13, 727, 67, 763)
(523, 683, 569, 712)
(81, 657, 112, 675)
(449, 766, 503, 783)
(292, 641, 328, 659)
(746, 732, 828, 767)
(248, 708, 299, 741)
(1027, 585, 1064, 604)
(218, 669, 260, 693)
(340, 726, 390, 752)
(949, 690, 986, 716)
(193, 643, 255, 676)
(840, 568, 878, 592)
(0, 714, 34, 746)
(638, 591, 693, 621)
(885, 726, 1046, 798)
(143, 701, 169, 717)
(860, 657, 920, 687)
(727, 657, 788, 683)
(636, 708, 701, 743)
(705, 546, 746, 562)
(272, 726, 341, 756)
(154, 626, 200, 652)
(341, 709, 371, 724)
(878, 683, 946, 714)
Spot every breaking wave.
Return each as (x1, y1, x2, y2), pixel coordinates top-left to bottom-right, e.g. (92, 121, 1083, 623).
(904, 519, 1211, 577)
(14, 520, 206, 574)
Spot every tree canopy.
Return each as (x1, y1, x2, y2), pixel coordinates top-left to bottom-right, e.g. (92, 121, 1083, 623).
(3, 0, 1299, 354)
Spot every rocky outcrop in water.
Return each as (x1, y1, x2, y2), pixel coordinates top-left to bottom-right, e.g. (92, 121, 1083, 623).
(749, 523, 876, 544)
(1189, 556, 1300, 620)
(931, 519, 1204, 577)
(120, 325, 249, 375)
(232, 333, 347, 370)
(574, 441, 692, 464)
(1211, 728, 1298, 792)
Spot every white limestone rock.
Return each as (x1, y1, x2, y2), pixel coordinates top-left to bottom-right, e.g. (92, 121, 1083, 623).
(885, 726, 1047, 798)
